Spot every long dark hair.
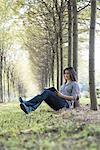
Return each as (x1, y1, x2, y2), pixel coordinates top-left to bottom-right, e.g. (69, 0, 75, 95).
(64, 67, 77, 82)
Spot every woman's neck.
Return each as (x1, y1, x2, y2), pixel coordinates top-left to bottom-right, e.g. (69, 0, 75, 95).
(67, 80, 72, 83)
(65, 80, 72, 84)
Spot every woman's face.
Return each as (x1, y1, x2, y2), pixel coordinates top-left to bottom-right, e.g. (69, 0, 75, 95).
(64, 70, 71, 81)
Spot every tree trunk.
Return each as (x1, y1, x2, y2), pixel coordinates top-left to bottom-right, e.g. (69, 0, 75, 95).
(56, 33, 59, 90)
(72, 0, 78, 74)
(10, 70, 15, 100)
(7, 69, 10, 102)
(51, 50, 55, 87)
(12, 79, 15, 99)
(48, 71, 51, 87)
(59, 0, 63, 86)
(44, 66, 48, 87)
(68, 0, 73, 67)
(53, 0, 60, 90)
(89, 0, 97, 110)
(41, 69, 44, 90)
(0, 54, 3, 102)
(3, 56, 6, 102)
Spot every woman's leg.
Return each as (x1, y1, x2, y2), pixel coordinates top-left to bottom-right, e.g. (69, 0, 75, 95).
(43, 90, 69, 110)
(19, 89, 50, 113)
(19, 94, 44, 114)
(29, 89, 69, 110)
(19, 89, 69, 113)
(44, 87, 57, 92)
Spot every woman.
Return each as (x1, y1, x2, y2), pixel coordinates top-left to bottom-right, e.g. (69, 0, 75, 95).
(19, 67, 80, 114)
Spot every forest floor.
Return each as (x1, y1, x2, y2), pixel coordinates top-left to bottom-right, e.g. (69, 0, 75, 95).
(0, 99, 100, 150)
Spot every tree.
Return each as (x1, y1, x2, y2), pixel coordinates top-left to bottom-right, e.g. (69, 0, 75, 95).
(72, 0, 78, 74)
(67, 0, 73, 67)
(89, 0, 97, 110)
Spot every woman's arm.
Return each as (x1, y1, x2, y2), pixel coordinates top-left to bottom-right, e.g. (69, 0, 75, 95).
(58, 82, 80, 101)
(56, 91, 74, 101)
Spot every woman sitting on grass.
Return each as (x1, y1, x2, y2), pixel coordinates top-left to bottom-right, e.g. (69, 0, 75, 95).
(19, 67, 80, 114)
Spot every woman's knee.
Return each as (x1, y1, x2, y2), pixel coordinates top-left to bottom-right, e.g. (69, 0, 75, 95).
(40, 89, 50, 98)
(44, 89, 51, 94)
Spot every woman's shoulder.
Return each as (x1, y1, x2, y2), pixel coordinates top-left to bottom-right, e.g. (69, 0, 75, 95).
(71, 81, 79, 86)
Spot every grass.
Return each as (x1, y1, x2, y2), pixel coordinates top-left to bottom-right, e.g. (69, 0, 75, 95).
(0, 99, 100, 150)
(80, 97, 100, 105)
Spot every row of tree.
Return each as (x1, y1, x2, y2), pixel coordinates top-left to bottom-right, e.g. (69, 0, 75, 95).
(22, 0, 98, 110)
(0, 0, 99, 110)
(0, 0, 27, 102)
(22, 0, 97, 110)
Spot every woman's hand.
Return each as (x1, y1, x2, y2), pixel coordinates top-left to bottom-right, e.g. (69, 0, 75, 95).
(56, 91, 74, 101)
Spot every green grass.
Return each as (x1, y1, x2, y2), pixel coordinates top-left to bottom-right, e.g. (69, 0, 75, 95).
(80, 97, 100, 105)
(0, 101, 100, 150)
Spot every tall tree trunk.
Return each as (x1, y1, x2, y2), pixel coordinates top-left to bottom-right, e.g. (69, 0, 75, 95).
(41, 69, 44, 89)
(10, 70, 15, 100)
(53, 0, 60, 90)
(46, 46, 51, 87)
(3, 56, 6, 102)
(72, 0, 78, 74)
(45, 22, 55, 87)
(51, 50, 55, 87)
(89, 0, 97, 110)
(44, 66, 48, 87)
(0, 54, 3, 102)
(48, 36, 55, 87)
(48, 71, 51, 87)
(56, 33, 59, 90)
(68, 0, 73, 67)
(59, 0, 63, 86)
(7, 69, 10, 102)
(12, 79, 15, 99)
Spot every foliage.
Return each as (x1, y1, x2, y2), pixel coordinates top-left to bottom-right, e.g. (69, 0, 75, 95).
(0, 102, 99, 150)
